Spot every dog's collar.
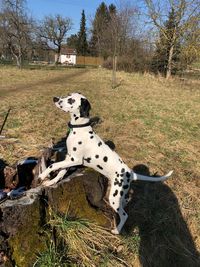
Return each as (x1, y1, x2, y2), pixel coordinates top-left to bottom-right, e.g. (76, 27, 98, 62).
(68, 120, 91, 129)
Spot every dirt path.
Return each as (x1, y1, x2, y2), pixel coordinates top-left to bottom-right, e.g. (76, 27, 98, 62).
(0, 68, 88, 97)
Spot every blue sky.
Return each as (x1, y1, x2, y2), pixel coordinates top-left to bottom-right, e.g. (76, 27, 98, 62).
(27, 0, 115, 35)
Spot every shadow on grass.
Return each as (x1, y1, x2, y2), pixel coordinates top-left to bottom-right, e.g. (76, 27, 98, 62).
(124, 164, 200, 267)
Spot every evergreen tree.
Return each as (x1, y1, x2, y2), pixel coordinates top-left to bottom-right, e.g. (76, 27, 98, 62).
(67, 34, 79, 49)
(77, 10, 88, 56)
(89, 2, 111, 57)
(108, 4, 117, 15)
(151, 8, 181, 75)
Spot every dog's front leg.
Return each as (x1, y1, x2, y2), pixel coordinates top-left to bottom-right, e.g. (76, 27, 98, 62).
(42, 169, 68, 186)
(38, 155, 82, 181)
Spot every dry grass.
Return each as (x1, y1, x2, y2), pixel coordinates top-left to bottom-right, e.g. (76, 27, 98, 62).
(0, 65, 200, 266)
(48, 211, 135, 267)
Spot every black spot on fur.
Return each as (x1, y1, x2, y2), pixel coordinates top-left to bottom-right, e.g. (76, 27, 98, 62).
(117, 208, 119, 211)
(90, 136, 94, 139)
(114, 179, 119, 185)
(75, 117, 79, 120)
(123, 184, 129, 190)
(125, 193, 129, 199)
(73, 147, 77, 151)
(89, 131, 93, 134)
(78, 141, 82, 145)
(118, 183, 122, 187)
(120, 191, 124, 196)
(119, 159, 123, 163)
(121, 168, 125, 173)
(103, 156, 108, 162)
(98, 141, 102, 146)
(84, 157, 91, 163)
(71, 157, 74, 161)
(49, 165, 53, 168)
(123, 212, 126, 216)
(112, 202, 115, 205)
(113, 190, 118, 197)
(95, 155, 99, 158)
(73, 131, 76, 135)
(68, 98, 75, 104)
(126, 172, 131, 178)
(117, 179, 124, 187)
(97, 165, 103, 170)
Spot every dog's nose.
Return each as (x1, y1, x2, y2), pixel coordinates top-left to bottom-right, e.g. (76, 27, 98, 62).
(53, 97, 59, 103)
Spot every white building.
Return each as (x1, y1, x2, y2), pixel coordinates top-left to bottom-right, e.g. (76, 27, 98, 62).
(55, 48, 77, 65)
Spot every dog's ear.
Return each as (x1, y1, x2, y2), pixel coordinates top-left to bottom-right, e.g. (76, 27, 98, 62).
(80, 98, 91, 117)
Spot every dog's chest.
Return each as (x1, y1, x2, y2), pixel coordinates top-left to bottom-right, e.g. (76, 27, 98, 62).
(66, 127, 98, 155)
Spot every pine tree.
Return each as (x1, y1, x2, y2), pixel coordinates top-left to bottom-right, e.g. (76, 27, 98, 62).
(108, 4, 116, 15)
(67, 34, 79, 49)
(77, 10, 88, 56)
(89, 2, 111, 57)
(152, 8, 181, 76)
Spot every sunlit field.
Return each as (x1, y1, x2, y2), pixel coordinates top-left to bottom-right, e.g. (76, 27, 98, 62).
(0, 66, 199, 266)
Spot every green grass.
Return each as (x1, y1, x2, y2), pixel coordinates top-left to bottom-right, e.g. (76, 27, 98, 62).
(34, 210, 134, 267)
(191, 61, 200, 69)
(33, 241, 69, 267)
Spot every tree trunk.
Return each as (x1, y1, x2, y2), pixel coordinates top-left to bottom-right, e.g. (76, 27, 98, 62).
(56, 45, 61, 64)
(166, 43, 174, 79)
(15, 55, 22, 68)
(10, 45, 22, 68)
(112, 55, 117, 88)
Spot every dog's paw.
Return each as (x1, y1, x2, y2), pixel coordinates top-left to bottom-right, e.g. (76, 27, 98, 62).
(37, 175, 45, 183)
(42, 179, 55, 187)
(111, 228, 120, 235)
(38, 171, 50, 181)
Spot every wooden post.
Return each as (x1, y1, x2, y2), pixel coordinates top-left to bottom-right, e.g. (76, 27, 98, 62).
(112, 55, 117, 88)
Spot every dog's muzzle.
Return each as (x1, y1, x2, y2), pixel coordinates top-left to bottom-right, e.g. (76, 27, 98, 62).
(53, 97, 59, 103)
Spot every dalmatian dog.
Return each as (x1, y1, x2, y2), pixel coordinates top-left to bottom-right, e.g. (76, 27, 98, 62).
(39, 92, 173, 234)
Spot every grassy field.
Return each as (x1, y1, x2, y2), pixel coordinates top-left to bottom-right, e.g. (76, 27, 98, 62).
(0, 66, 200, 266)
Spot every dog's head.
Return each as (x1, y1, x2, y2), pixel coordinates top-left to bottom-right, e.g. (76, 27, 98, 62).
(53, 92, 91, 118)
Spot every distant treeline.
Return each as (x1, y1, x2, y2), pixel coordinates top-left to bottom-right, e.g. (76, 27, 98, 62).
(0, 0, 199, 78)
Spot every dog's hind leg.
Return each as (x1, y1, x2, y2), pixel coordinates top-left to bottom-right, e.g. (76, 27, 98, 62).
(108, 186, 128, 234)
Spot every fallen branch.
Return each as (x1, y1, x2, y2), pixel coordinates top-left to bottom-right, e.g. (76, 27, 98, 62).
(0, 108, 11, 138)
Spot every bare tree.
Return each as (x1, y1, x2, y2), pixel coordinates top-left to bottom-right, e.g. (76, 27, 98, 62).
(0, 0, 33, 67)
(181, 15, 200, 65)
(144, 0, 200, 79)
(39, 15, 72, 63)
(107, 4, 137, 87)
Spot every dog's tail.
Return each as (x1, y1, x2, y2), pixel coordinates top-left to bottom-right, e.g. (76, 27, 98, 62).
(132, 170, 173, 182)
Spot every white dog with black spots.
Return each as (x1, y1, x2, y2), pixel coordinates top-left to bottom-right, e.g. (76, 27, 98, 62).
(39, 92, 173, 234)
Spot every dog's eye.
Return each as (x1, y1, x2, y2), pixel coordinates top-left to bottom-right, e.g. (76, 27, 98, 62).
(68, 98, 75, 105)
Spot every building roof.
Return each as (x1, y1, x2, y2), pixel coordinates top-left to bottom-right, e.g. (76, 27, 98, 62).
(60, 47, 77, 55)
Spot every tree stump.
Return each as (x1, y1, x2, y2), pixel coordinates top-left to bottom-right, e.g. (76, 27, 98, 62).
(0, 168, 112, 267)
